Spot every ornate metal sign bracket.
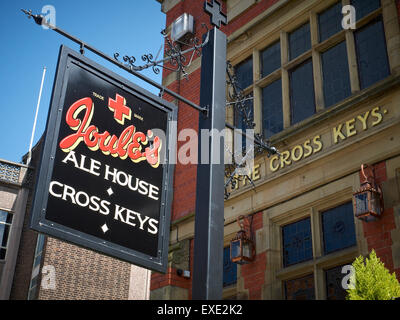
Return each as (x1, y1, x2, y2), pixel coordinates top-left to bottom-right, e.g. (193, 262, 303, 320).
(20, 8, 277, 156)
(224, 61, 280, 200)
(21, 8, 209, 116)
(113, 24, 210, 80)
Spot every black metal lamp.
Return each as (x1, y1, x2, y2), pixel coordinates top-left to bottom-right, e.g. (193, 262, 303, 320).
(230, 215, 255, 264)
(353, 164, 384, 222)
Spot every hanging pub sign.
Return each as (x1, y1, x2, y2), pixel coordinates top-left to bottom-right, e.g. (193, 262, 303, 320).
(30, 45, 177, 273)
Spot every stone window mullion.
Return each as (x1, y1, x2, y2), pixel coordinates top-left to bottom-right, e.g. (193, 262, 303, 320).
(310, 208, 322, 259)
(311, 207, 323, 300)
(253, 49, 262, 135)
(281, 31, 291, 129)
(343, 0, 361, 93)
(381, 0, 400, 74)
(314, 266, 326, 300)
(310, 11, 325, 112)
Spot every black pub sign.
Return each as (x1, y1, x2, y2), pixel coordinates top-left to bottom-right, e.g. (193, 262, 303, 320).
(30, 46, 176, 273)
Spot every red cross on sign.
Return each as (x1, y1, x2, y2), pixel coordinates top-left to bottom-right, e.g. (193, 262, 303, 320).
(108, 94, 132, 125)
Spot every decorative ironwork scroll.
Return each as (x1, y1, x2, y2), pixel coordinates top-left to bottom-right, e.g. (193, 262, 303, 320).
(224, 61, 280, 200)
(114, 25, 210, 80)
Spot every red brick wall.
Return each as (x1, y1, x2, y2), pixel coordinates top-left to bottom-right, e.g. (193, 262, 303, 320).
(168, 69, 201, 221)
(151, 266, 191, 291)
(150, 239, 194, 297)
(360, 161, 400, 280)
(240, 212, 266, 299)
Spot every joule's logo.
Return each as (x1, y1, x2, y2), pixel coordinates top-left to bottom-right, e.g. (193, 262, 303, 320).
(41, 5, 56, 30)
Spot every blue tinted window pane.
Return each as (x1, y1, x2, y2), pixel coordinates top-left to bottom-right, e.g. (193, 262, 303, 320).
(262, 79, 283, 138)
(355, 18, 389, 89)
(0, 224, 4, 248)
(223, 247, 237, 287)
(290, 59, 315, 125)
(326, 265, 348, 300)
(318, 2, 342, 42)
(235, 58, 253, 90)
(351, 0, 380, 20)
(0, 211, 7, 223)
(322, 202, 356, 255)
(0, 224, 10, 248)
(285, 274, 315, 300)
(289, 23, 311, 60)
(261, 41, 281, 77)
(282, 218, 313, 267)
(322, 41, 351, 107)
(0, 211, 12, 224)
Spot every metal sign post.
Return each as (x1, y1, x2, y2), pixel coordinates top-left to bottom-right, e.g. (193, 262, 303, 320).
(192, 1, 227, 300)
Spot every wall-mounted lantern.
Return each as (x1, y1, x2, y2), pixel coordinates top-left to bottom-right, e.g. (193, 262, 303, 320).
(230, 215, 255, 264)
(352, 164, 384, 222)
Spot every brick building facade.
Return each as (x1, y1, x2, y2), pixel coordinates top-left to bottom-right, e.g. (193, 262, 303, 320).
(151, 0, 400, 300)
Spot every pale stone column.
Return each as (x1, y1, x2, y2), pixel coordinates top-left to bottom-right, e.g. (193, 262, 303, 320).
(128, 265, 151, 300)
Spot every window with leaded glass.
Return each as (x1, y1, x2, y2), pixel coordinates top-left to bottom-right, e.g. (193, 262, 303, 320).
(321, 41, 351, 107)
(261, 41, 281, 77)
(318, 2, 343, 42)
(322, 202, 356, 255)
(234, 57, 253, 90)
(282, 218, 313, 267)
(223, 246, 237, 287)
(325, 264, 348, 300)
(355, 17, 390, 90)
(285, 273, 315, 300)
(351, 0, 381, 21)
(262, 79, 283, 138)
(290, 59, 315, 125)
(0, 210, 13, 260)
(289, 23, 311, 61)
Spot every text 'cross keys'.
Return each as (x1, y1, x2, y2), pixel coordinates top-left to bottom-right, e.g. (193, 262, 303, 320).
(204, 0, 227, 28)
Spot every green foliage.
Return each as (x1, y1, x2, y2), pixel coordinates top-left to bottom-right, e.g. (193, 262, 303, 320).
(346, 250, 400, 300)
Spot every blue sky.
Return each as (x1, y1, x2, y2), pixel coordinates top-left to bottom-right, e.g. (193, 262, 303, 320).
(0, 1, 165, 163)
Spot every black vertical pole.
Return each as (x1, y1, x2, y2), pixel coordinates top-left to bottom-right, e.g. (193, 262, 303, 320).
(192, 27, 227, 300)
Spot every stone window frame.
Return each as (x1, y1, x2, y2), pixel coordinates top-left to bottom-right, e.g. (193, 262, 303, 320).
(0, 209, 14, 261)
(268, 187, 364, 300)
(227, 0, 399, 143)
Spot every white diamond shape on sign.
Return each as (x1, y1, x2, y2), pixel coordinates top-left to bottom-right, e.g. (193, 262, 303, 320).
(107, 187, 114, 196)
(101, 223, 109, 233)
